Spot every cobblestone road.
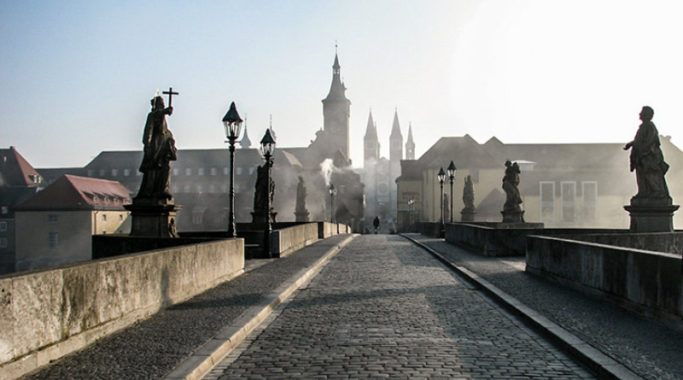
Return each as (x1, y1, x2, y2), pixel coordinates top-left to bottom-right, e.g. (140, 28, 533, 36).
(209, 235, 594, 379)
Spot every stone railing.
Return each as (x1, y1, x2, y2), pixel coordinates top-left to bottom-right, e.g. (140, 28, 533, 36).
(526, 234, 682, 321)
(0, 238, 244, 379)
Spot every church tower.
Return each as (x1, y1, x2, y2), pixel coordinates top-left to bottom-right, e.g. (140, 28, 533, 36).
(405, 122, 415, 160)
(389, 109, 403, 163)
(364, 110, 379, 166)
(322, 52, 351, 160)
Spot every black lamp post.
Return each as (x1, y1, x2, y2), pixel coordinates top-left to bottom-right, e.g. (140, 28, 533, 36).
(260, 129, 276, 257)
(408, 198, 415, 229)
(438, 167, 446, 226)
(223, 102, 243, 238)
(447, 160, 456, 223)
(329, 184, 336, 223)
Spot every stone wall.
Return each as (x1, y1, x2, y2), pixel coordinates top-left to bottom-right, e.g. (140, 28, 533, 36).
(551, 232, 683, 255)
(445, 222, 543, 256)
(526, 235, 682, 321)
(0, 238, 244, 379)
(272, 223, 321, 258)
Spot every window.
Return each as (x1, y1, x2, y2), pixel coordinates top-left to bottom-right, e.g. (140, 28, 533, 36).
(198, 168, 205, 176)
(208, 184, 215, 193)
(99, 169, 105, 176)
(539, 182, 555, 222)
(210, 168, 217, 176)
(173, 168, 179, 176)
(87, 169, 94, 177)
(102, 214, 107, 221)
(1, 206, 6, 214)
(172, 185, 178, 193)
(123, 169, 130, 176)
(561, 181, 576, 223)
(236, 167, 243, 175)
(196, 185, 203, 193)
(249, 167, 255, 175)
(192, 207, 205, 225)
(582, 181, 598, 223)
(48, 232, 59, 249)
(185, 168, 192, 176)
(0, 221, 6, 232)
(221, 184, 228, 193)
(0, 238, 7, 248)
(111, 169, 118, 177)
(223, 167, 229, 175)
(184, 184, 191, 193)
(47, 214, 58, 223)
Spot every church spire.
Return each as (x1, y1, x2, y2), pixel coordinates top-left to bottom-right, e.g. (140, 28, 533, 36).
(390, 108, 403, 140)
(239, 116, 252, 149)
(405, 122, 415, 160)
(324, 49, 347, 102)
(364, 110, 380, 165)
(390, 108, 403, 162)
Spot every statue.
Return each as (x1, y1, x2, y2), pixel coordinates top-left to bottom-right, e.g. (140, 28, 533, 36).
(252, 164, 275, 223)
(135, 95, 177, 203)
(502, 160, 524, 222)
(295, 176, 310, 222)
(623, 106, 671, 201)
(461, 175, 475, 222)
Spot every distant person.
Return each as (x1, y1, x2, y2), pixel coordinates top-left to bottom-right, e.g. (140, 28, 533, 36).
(373, 216, 380, 234)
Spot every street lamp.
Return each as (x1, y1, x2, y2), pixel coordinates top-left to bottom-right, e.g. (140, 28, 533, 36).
(438, 167, 446, 226)
(329, 184, 336, 223)
(448, 160, 456, 223)
(222, 101, 243, 238)
(260, 129, 276, 257)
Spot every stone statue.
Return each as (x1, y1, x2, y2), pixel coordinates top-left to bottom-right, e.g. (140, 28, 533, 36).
(295, 176, 310, 222)
(502, 160, 522, 212)
(252, 164, 275, 222)
(623, 106, 670, 201)
(462, 175, 475, 212)
(135, 95, 177, 203)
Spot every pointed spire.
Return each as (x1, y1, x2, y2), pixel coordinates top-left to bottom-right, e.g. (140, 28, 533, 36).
(407, 122, 414, 142)
(323, 47, 348, 102)
(390, 108, 403, 139)
(364, 110, 378, 140)
(405, 122, 416, 160)
(239, 116, 252, 149)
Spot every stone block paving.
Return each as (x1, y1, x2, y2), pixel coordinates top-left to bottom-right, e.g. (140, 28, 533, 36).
(411, 234, 683, 380)
(23, 235, 351, 380)
(211, 235, 594, 379)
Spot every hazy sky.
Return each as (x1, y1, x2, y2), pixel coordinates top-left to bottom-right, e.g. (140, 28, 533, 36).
(2, 0, 683, 168)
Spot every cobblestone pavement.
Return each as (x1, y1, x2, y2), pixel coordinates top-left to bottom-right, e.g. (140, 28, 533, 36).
(411, 234, 683, 380)
(211, 235, 594, 379)
(24, 235, 351, 380)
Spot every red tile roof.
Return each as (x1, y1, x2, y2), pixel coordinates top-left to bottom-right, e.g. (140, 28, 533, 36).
(16, 174, 132, 211)
(0, 146, 41, 187)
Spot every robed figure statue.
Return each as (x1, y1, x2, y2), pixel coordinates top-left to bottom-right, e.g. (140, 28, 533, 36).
(135, 95, 177, 203)
(502, 160, 522, 212)
(624, 106, 670, 201)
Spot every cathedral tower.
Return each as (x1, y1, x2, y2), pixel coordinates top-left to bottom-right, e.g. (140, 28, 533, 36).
(405, 123, 415, 160)
(364, 110, 379, 166)
(322, 52, 351, 160)
(389, 109, 403, 163)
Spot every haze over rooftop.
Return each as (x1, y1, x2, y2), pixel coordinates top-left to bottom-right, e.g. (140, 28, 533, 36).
(1, 0, 682, 168)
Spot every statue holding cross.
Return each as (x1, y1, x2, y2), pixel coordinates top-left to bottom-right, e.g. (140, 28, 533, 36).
(134, 88, 179, 203)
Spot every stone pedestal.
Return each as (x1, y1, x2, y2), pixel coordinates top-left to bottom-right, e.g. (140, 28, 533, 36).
(295, 210, 310, 222)
(501, 209, 525, 223)
(624, 198, 679, 233)
(461, 209, 475, 222)
(125, 203, 181, 238)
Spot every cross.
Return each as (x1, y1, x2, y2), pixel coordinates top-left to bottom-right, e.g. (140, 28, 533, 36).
(162, 87, 179, 107)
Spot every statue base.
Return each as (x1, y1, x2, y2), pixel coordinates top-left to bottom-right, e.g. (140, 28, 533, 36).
(125, 203, 181, 238)
(624, 198, 679, 232)
(461, 209, 475, 223)
(252, 210, 277, 224)
(295, 210, 310, 222)
(501, 209, 525, 223)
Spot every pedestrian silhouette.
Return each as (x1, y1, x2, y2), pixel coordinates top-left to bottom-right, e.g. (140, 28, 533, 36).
(373, 216, 380, 234)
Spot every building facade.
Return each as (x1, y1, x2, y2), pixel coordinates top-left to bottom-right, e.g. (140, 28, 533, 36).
(14, 175, 131, 272)
(396, 135, 683, 230)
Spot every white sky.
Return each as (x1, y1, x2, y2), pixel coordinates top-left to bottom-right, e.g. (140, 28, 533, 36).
(1, 0, 682, 168)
